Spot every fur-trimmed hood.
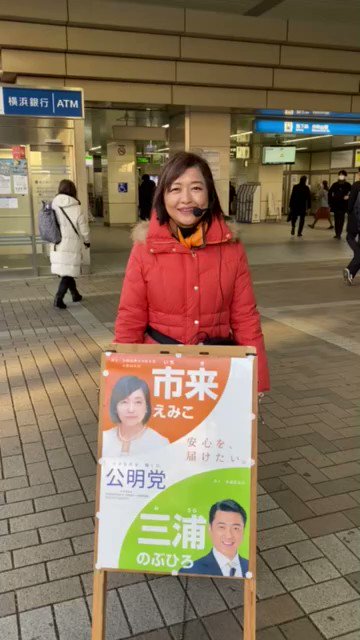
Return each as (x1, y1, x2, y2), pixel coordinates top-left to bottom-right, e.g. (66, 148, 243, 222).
(131, 217, 241, 246)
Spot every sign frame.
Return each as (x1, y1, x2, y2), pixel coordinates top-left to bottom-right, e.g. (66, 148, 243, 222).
(91, 343, 258, 640)
(0, 83, 85, 119)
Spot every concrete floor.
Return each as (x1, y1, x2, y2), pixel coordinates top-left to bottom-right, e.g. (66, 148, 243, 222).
(0, 220, 359, 640)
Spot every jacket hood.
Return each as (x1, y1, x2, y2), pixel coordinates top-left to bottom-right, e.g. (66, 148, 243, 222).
(52, 194, 79, 208)
(131, 216, 241, 246)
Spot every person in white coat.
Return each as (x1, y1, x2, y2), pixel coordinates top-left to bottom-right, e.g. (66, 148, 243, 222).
(51, 179, 90, 309)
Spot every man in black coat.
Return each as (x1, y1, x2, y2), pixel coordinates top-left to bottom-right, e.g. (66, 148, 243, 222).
(328, 170, 352, 239)
(343, 168, 360, 285)
(289, 176, 311, 237)
(139, 174, 156, 220)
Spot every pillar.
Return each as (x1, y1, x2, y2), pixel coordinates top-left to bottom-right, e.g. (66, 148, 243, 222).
(169, 111, 231, 215)
(103, 141, 137, 226)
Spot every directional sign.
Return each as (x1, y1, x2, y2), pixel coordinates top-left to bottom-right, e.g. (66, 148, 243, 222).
(254, 119, 360, 136)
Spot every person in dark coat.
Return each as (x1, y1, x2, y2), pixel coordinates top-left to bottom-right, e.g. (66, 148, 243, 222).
(229, 181, 236, 215)
(328, 170, 352, 239)
(343, 169, 360, 285)
(289, 176, 311, 237)
(139, 174, 156, 220)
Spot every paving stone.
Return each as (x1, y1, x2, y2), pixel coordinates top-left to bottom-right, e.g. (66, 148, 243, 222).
(0, 437, 22, 457)
(19, 425, 41, 444)
(10, 508, 63, 533)
(271, 490, 314, 521)
(240, 593, 303, 629)
(302, 558, 340, 583)
(314, 478, 360, 497)
(281, 475, 322, 501)
(0, 615, 18, 640)
(322, 462, 360, 480)
(27, 461, 53, 485)
(58, 419, 82, 437)
(63, 501, 95, 521)
(35, 490, 85, 512)
(17, 576, 83, 612)
(72, 533, 94, 554)
(119, 581, 164, 634)
(257, 629, 285, 640)
(2, 455, 26, 478)
(257, 556, 285, 599)
(257, 494, 278, 512)
(0, 530, 39, 553)
(71, 453, 96, 478)
(178, 576, 227, 616)
(47, 551, 93, 580)
(292, 578, 358, 614)
(288, 459, 329, 484)
(39, 518, 94, 543)
(135, 629, 173, 640)
(310, 600, 360, 639)
(298, 512, 354, 537)
(202, 610, 242, 639)
(345, 507, 360, 526)
(23, 442, 46, 464)
(80, 475, 96, 501)
(0, 552, 12, 572)
(258, 508, 292, 530)
(212, 577, 244, 608)
(42, 430, 65, 450)
(314, 534, 360, 574)
(13, 540, 73, 568)
(258, 462, 294, 480)
(344, 571, 360, 594)
(307, 494, 358, 516)
(47, 448, 72, 470)
(20, 606, 57, 640)
(87, 589, 130, 640)
(261, 547, 298, 570)
(149, 576, 196, 625)
(303, 433, 339, 454)
(54, 597, 91, 639)
(0, 500, 33, 521)
(280, 617, 324, 640)
(337, 529, 360, 559)
(0, 563, 46, 593)
(6, 483, 55, 503)
(53, 468, 81, 493)
(276, 564, 313, 590)
(65, 435, 90, 455)
(257, 523, 307, 551)
(287, 540, 323, 562)
(0, 592, 16, 617)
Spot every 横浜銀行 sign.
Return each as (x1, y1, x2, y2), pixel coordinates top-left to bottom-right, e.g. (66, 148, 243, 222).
(0, 87, 83, 118)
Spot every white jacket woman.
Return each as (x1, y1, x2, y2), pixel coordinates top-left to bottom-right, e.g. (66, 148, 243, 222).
(51, 180, 90, 309)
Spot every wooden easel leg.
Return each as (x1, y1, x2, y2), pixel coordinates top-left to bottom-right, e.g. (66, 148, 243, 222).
(243, 578, 256, 640)
(92, 569, 107, 640)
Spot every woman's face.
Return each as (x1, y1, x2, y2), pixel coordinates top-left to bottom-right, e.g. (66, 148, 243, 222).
(164, 166, 209, 228)
(116, 389, 147, 428)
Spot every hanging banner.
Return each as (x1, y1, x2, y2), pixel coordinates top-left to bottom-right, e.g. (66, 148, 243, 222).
(96, 350, 255, 579)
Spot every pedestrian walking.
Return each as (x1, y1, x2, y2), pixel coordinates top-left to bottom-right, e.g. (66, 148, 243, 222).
(114, 151, 269, 394)
(289, 176, 311, 237)
(51, 179, 90, 309)
(139, 174, 156, 220)
(343, 168, 360, 285)
(328, 170, 351, 239)
(308, 180, 333, 229)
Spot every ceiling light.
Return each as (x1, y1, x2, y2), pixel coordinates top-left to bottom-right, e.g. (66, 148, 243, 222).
(344, 141, 360, 146)
(284, 135, 332, 144)
(230, 131, 253, 138)
(162, 124, 169, 128)
(296, 147, 308, 151)
(89, 145, 101, 151)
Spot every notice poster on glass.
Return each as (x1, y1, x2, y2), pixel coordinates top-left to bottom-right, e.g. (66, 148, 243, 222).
(95, 347, 256, 580)
(13, 174, 29, 195)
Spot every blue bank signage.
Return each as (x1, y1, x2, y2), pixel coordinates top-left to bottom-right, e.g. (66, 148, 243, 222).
(254, 119, 360, 136)
(0, 87, 84, 118)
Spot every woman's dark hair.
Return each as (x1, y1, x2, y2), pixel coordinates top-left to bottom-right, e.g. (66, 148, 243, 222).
(109, 376, 151, 424)
(338, 170, 348, 177)
(300, 175, 307, 185)
(322, 180, 329, 190)
(58, 179, 78, 200)
(152, 151, 223, 225)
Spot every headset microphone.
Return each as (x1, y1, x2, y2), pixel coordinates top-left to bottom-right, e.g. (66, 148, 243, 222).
(193, 207, 209, 218)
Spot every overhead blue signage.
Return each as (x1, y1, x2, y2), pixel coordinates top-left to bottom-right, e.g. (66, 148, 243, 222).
(256, 109, 360, 120)
(254, 119, 360, 136)
(0, 87, 83, 118)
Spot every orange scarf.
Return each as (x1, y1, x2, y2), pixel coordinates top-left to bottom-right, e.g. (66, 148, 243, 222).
(177, 223, 207, 249)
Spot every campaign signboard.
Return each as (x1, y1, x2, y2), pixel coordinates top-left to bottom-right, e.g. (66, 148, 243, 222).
(92, 344, 258, 640)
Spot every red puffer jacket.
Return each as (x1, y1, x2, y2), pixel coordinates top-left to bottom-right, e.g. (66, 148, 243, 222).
(114, 215, 270, 392)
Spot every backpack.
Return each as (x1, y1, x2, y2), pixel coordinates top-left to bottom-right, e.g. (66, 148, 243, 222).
(38, 201, 61, 244)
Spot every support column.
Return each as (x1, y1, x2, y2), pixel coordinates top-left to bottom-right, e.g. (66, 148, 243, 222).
(169, 112, 231, 214)
(103, 141, 137, 226)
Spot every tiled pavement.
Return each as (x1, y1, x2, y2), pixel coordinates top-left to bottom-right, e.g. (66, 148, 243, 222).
(0, 229, 360, 639)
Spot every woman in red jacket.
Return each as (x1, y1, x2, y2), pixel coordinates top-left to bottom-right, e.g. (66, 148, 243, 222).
(114, 152, 269, 393)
